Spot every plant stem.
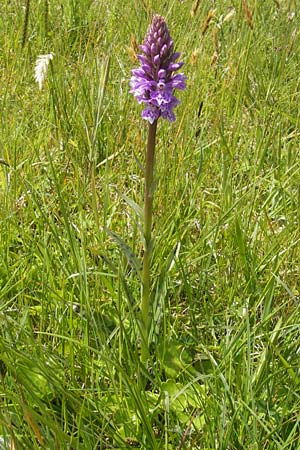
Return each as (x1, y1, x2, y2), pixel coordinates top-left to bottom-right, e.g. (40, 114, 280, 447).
(22, 0, 30, 49)
(141, 120, 157, 363)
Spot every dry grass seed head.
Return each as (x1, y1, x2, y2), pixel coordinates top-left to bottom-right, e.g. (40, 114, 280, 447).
(243, 0, 253, 29)
(128, 35, 139, 63)
(202, 10, 215, 35)
(191, 0, 201, 18)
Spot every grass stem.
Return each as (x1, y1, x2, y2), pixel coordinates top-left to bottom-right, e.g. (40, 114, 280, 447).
(22, 0, 30, 49)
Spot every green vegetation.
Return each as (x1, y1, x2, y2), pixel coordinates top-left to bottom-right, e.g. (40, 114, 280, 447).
(1, 0, 300, 448)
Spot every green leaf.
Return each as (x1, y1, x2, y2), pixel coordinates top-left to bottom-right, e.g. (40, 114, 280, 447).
(105, 228, 142, 279)
(158, 340, 193, 379)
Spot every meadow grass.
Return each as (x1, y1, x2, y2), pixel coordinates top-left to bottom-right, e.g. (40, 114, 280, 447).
(0, 0, 300, 448)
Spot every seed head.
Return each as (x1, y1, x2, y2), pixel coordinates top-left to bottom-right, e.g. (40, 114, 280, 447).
(130, 15, 186, 123)
(34, 53, 53, 90)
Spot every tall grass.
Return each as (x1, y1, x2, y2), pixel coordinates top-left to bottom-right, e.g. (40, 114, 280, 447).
(0, 0, 300, 448)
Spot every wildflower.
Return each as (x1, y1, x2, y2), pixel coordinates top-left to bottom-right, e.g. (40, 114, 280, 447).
(34, 53, 53, 90)
(130, 15, 186, 123)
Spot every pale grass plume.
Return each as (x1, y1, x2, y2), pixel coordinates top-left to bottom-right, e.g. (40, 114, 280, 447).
(34, 53, 53, 90)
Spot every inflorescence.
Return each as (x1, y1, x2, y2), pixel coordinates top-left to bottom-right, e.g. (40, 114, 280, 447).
(130, 15, 186, 123)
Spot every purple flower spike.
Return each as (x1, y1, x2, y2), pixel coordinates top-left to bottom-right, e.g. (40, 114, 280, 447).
(130, 15, 186, 124)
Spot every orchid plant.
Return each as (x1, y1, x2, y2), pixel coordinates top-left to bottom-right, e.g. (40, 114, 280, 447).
(130, 15, 186, 363)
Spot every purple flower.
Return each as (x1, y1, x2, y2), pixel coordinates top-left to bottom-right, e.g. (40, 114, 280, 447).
(130, 15, 186, 124)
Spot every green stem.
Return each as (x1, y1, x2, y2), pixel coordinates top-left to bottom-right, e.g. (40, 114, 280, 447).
(22, 0, 30, 49)
(141, 119, 158, 363)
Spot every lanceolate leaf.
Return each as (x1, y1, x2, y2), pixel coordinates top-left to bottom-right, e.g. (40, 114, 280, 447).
(105, 228, 142, 279)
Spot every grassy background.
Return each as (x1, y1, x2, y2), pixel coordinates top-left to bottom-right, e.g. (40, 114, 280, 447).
(1, 0, 300, 448)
